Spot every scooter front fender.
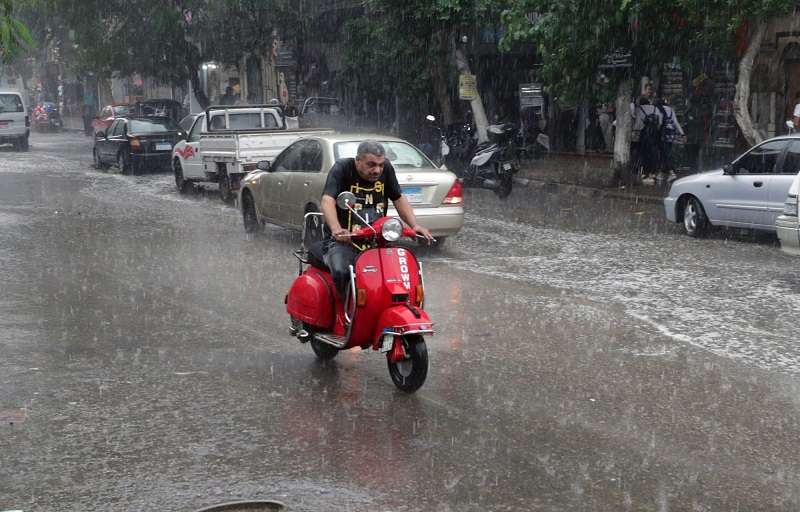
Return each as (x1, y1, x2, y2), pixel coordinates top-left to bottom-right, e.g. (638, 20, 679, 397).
(372, 305, 433, 350)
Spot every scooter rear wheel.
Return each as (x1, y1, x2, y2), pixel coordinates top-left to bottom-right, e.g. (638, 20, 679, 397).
(387, 335, 428, 393)
(311, 337, 339, 361)
(495, 175, 513, 199)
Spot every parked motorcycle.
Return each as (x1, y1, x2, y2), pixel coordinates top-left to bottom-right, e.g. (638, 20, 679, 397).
(32, 102, 62, 132)
(428, 115, 518, 198)
(286, 192, 433, 393)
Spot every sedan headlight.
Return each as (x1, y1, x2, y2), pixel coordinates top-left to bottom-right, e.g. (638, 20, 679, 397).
(381, 217, 403, 242)
(784, 194, 798, 217)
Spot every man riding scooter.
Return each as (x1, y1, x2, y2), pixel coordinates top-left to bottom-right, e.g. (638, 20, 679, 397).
(320, 140, 435, 297)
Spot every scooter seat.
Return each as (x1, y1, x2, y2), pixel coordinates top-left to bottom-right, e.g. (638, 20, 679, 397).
(307, 240, 330, 272)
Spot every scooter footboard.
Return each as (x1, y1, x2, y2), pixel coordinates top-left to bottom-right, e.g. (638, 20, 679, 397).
(372, 305, 433, 349)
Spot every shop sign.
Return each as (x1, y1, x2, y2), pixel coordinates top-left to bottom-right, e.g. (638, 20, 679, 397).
(598, 48, 632, 69)
(459, 74, 477, 101)
(519, 82, 544, 108)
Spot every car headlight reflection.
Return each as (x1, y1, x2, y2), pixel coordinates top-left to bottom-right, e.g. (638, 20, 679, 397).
(381, 217, 403, 242)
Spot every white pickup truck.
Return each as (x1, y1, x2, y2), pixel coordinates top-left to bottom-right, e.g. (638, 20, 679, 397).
(172, 105, 333, 201)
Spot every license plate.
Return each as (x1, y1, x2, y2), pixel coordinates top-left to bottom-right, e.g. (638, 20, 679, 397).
(403, 186, 423, 203)
(155, 142, 172, 151)
(502, 162, 513, 171)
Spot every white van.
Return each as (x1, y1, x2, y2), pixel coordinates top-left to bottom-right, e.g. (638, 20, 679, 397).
(776, 172, 799, 255)
(0, 91, 30, 151)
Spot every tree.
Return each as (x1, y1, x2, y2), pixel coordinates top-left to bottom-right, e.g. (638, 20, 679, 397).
(500, 0, 795, 163)
(345, 0, 505, 141)
(0, 0, 35, 63)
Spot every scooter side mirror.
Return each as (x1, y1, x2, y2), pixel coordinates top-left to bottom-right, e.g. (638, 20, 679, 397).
(336, 191, 357, 210)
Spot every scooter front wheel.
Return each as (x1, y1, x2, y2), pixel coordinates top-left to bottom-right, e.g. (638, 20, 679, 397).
(387, 335, 428, 393)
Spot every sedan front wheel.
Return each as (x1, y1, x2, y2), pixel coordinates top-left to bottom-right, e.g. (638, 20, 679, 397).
(683, 196, 709, 238)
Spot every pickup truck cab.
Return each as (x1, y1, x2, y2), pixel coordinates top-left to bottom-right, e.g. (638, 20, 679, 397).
(172, 105, 333, 201)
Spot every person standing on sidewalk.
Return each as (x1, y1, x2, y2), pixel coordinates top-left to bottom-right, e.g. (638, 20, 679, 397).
(632, 95, 662, 184)
(792, 92, 800, 131)
(655, 97, 685, 180)
(81, 85, 96, 136)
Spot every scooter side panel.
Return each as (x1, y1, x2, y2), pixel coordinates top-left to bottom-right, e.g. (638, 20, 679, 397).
(348, 249, 389, 346)
(286, 267, 335, 330)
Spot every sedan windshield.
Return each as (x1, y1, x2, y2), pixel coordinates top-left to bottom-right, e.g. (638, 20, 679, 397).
(334, 141, 435, 169)
(129, 119, 179, 133)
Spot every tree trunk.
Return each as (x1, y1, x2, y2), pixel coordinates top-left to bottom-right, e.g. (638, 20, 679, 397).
(734, 21, 766, 147)
(576, 101, 587, 154)
(190, 69, 209, 110)
(454, 46, 489, 144)
(613, 79, 633, 169)
(428, 30, 453, 126)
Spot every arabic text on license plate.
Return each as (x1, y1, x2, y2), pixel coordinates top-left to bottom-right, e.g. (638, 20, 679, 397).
(403, 187, 423, 203)
(156, 142, 172, 151)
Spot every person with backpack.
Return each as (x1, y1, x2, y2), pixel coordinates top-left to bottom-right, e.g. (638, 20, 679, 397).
(632, 96, 662, 183)
(654, 97, 685, 180)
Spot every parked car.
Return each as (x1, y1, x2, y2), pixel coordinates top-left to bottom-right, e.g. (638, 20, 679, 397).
(93, 116, 183, 175)
(0, 90, 30, 151)
(238, 134, 465, 246)
(664, 136, 800, 237)
(300, 96, 346, 130)
(135, 99, 185, 123)
(776, 171, 800, 255)
(91, 104, 133, 133)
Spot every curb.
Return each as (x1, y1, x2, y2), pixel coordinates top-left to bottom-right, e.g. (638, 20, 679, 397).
(513, 176, 665, 205)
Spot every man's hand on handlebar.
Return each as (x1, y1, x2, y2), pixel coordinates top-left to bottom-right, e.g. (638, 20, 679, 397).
(413, 225, 435, 244)
(332, 228, 351, 243)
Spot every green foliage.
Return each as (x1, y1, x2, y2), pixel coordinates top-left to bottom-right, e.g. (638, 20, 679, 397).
(0, 0, 36, 63)
(344, 0, 506, 116)
(500, 0, 795, 101)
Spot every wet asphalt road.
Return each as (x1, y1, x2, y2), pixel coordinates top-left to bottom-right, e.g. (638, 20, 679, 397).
(2, 132, 800, 511)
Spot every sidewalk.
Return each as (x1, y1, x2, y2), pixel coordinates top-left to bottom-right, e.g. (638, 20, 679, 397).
(514, 152, 669, 205)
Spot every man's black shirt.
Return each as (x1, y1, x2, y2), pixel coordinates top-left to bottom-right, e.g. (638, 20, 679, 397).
(322, 158, 402, 231)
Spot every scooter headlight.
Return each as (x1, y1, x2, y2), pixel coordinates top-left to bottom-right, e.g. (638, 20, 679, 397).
(381, 218, 403, 242)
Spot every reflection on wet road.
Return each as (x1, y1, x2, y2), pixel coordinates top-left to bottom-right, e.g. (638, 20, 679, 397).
(2, 133, 800, 511)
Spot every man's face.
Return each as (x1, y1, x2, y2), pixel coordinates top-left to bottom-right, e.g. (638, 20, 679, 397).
(644, 84, 653, 98)
(355, 153, 385, 182)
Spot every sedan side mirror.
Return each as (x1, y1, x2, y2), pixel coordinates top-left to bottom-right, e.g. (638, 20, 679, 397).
(95, 130, 106, 138)
(723, 163, 737, 175)
(256, 160, 271, 171)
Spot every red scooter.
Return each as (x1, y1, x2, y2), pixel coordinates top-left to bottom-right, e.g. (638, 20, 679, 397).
(286, 192, 433, 392)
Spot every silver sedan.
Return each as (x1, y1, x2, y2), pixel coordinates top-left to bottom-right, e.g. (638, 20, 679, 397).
(664, 136, 799, 237)
(238, 134, 464, 244)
